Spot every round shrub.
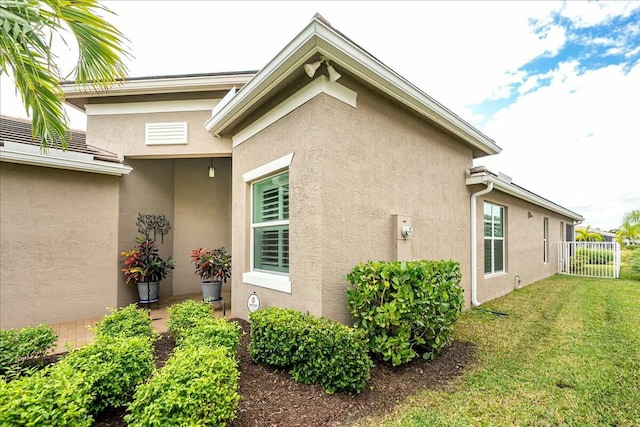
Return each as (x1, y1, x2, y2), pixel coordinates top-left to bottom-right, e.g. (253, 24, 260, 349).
(179, 318, 242, 355)
(94, 304, 154, 339)
(58, 336, 155, 413)
(347, 260, 464, 366)
(125, 346, 240, 426)
(167, 299, 213, 341)
(0, 324, 58, 377)
(248, 307, 308, 367)
(0, 362, 93, 426)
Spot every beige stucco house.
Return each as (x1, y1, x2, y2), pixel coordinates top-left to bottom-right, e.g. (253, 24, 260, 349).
(0, 15, 582, 329)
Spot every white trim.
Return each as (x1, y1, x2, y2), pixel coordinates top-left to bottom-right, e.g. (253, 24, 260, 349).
(242, 271, 291, 293)
(86, 99, 218, 115)
(62, 73, 255, 98)
(204, 17, 500, 157)
(242, 153, 294, 183)
(0, 142, 132, 176)
(466, 172, 583, 221)
(232, 76, 356, 147)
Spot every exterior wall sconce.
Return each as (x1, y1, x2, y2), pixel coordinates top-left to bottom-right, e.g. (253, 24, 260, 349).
(304, 57, 341, 82)
(528, 211, 533, 218)
(208, 158, 215, 178)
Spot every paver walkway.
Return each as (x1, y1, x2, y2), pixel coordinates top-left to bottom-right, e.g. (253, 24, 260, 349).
(50, 289, 231, 355)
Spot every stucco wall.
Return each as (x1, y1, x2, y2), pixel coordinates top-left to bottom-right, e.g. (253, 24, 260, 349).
(0, 163, 120, 328)
(86, 110, 232, 158)
(173, 157, 232, 296)
(231, 94, 325, 320)
(117, 159, 176, 307)
(318, 81, 475, 323)
(474, 188, 572, 303)
(231, 78, 475, 322)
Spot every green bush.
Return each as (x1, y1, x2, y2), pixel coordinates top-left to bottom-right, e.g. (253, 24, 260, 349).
(167, 299, 213, 341)
(0, 324, 58, 377)
(179, 318, 242, 355)
(629, 249, 640, 276)
(248, 307, 307, 366)
(249, 307, 372, 394)
(346, 260, 464, 366)
(125, 345, 240, 426)
(290, 317, 371, 394)
(0, 362, 93, 426)
(575, 247, 615, 265)
(59, 336, 154, 413)
(94, 304, 154, 339)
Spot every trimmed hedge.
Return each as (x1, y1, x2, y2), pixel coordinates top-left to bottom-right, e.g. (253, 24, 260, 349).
(167, 299, 213, 341)
(346, 260, 464, 366)
(0, 324, 58, 377)
(179, 318, 242, 355)
(59, 336, 155, 413)
(0, 362, 93, 426)
(249, 307, 372, 394)
(94, 304, 154, 339)
(124, 346, 240, 426)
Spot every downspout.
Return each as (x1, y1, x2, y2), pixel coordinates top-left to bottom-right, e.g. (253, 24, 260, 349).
(470, 182, 494, 307)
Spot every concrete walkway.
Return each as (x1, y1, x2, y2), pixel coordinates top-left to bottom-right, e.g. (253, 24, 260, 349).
(50, 289, 231, 355)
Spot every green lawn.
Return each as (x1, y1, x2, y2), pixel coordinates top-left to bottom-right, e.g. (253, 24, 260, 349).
(357, 274, 640, 426)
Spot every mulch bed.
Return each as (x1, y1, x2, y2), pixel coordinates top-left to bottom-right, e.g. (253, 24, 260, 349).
(85, 318, 477, 426)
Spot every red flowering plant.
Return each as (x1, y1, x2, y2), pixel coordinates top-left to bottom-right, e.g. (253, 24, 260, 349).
(189, 247, 231, 283)
(121, 237, 175, 286)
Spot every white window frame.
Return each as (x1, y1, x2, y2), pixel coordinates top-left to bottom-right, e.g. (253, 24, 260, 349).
(543, 217, 549, 263)
(484, 202, 505, 275)
(242, 153, 294, 293)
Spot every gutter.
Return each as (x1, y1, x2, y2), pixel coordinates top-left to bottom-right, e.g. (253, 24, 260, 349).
(470, 182, 493, 307)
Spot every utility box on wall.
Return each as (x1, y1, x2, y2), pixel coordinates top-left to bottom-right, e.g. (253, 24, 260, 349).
(392, 214, 412, 261)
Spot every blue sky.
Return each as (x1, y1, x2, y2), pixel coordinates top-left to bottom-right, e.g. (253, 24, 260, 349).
(1, 1, 638, 230)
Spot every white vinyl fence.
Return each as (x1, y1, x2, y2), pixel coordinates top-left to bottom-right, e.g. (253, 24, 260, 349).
(558, 241, 621, 279)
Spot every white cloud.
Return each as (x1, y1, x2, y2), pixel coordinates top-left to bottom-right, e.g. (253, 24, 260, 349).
(561, 1, 640, 28)
(478, 60, 640, 229)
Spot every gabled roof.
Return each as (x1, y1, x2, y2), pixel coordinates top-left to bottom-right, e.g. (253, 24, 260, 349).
(205, 14, 501, 158)
(466, 166, 584, 222)
(61, 71, 256, 111)
(0, 116, 132, 176)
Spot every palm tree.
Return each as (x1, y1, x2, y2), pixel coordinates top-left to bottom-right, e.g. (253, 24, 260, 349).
(616, 210, 640, 246)
(576, 226, 604, 242)
(0, 0, 130, 150)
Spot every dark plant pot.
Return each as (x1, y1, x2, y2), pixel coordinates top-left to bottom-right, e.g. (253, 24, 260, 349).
(137, 281, 159, 303)
(202, 281, 222, 302)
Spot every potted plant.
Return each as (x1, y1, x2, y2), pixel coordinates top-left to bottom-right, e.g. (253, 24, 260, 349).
(189, 247, 231, 302)
(122, 237, 175, 303)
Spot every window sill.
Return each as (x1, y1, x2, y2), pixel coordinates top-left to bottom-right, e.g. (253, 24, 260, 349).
(243, 271, 291, 293)
(484, 271, 507, 279)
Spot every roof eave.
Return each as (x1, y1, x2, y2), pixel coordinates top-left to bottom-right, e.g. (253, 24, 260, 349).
(205, 18, 501, 157)
(466, 172, 584, 222)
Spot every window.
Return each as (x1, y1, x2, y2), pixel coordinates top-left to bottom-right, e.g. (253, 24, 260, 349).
(484, 202, 505, 274)
(543, 217, 549, 263)
(252, 172, 289, 274)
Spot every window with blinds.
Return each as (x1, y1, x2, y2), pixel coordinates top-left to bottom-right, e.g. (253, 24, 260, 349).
(484, 202, 505, 274)
(252, 172, 289, 273)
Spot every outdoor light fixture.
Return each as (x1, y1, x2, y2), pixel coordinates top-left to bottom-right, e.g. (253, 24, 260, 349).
(326, 63, 341, 82)
(303, 57, 341, 81)
(208, 158, 215, 178)
(304, 60, 322, 78)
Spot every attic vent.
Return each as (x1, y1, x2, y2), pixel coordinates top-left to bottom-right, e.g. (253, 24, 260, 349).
(145, 122, 188, 145)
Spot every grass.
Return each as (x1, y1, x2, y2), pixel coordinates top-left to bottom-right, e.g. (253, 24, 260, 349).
(356, 272, 640, 426)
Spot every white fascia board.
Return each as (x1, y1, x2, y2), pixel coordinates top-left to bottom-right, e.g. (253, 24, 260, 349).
(205, 18, 500, 157)
(205, 27, 320, 135)
(232, 76, 356, 146)
(86, 99, 218, 115)
(466, 173, 583, 221)
(0, 144, 132, 176)
(62, 73, 255, 98)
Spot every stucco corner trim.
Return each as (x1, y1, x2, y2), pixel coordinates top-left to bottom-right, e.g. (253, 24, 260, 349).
(232, 76, 357, 147)
(242, 271, 292, 293)
(242, 152, 294, 183)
